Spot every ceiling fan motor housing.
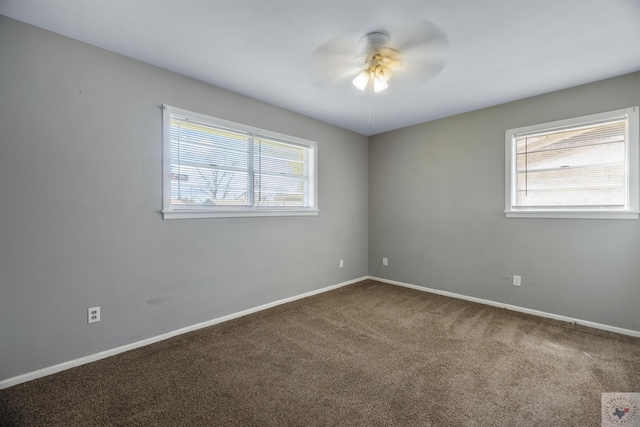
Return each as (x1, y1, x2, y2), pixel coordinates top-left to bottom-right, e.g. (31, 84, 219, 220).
(358, 31, 391, 53)
(358, 32, 402, 76)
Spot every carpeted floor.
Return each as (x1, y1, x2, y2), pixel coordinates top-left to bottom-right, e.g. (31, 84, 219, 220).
(1, 280, 639, 426)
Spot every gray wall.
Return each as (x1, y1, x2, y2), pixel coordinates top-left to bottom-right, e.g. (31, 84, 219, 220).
(0, 17, 369, 381)
(369, 72, 640, 331)
(2, 14, 639, 384)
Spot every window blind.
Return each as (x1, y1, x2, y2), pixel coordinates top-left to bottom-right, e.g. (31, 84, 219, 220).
(254, 136, 308, 207)
(514, 117, 627, 208)
(169, 114, 311, 209)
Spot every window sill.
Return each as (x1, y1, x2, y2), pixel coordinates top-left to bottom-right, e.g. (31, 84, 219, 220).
(504, 210, 639, 220)
(162, 209, 319, 220)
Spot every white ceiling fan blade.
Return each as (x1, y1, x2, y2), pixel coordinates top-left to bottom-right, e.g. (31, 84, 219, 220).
(388, 60, 448, 92)
(308, 32, 363, 89)
(386, 17, 449, 54)
(383, 18, 449, 90)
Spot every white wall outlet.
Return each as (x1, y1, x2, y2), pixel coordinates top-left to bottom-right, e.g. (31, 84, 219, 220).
(339, 259, 344, 268)
(88, 306, 101, 323)
(513, 275, 521, 287)
(383, 257, 388, 266)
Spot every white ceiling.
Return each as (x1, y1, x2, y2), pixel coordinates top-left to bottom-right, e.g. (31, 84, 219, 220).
(2, 0, 640, 136)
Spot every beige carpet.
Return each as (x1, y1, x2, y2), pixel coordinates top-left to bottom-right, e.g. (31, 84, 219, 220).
(1, 280, 639, 426)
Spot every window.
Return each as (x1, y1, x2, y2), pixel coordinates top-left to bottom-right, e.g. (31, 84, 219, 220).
(162, 105, 318, 219)
(505, 107, 639, 219)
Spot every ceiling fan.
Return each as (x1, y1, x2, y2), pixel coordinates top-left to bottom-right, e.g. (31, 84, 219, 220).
(309, 18, 449, 95)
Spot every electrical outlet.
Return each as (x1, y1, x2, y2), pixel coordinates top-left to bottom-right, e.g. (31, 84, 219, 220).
(339, 259, 344, 268)
(88, 306, 101, 323)
(383, 257, 388, 266)
(513, 275, 521, 287)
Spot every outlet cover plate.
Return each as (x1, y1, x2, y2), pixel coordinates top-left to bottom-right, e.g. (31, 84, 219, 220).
(88, 306, 101, 323)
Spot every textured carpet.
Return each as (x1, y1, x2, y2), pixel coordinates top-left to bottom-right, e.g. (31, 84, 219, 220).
(1, 280, 639, 426)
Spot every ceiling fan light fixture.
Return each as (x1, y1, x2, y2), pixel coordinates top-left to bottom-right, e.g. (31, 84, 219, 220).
(373, 78, 388, 93)
(375, 65, 392, 82)
(352, 71, 370, 91)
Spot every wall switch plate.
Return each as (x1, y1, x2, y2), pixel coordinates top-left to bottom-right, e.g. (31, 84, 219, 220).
(88, 306, 101, 323)
(513, 275, 521, 287)
(339, 259, 344, 268)
(383, 257, 388, 266)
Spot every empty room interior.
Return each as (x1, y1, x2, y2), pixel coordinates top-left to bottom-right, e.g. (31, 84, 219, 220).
(1, 1, 639, 426)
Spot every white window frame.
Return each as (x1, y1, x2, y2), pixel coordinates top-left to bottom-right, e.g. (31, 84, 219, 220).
(162, 105, 319, 219)
(505, 106, 639, 219)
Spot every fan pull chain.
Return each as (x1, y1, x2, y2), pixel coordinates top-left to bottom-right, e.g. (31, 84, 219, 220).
(368, 80, 375, 126)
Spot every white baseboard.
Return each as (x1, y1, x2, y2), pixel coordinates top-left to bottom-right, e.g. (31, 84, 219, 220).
(368, 276, 640, 338)
(0, 276, 367, 390)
